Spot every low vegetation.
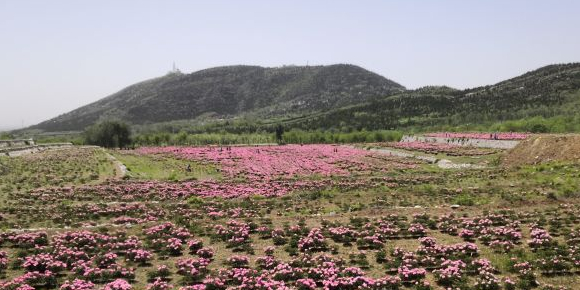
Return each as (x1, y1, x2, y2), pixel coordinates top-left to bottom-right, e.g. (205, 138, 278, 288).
(0, 147, 115, 194)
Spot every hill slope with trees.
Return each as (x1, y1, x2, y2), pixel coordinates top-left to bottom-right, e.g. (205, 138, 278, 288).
(27, 62, 580, 135)
(279, 63, 580, 132)
(29, 64, 404, 132)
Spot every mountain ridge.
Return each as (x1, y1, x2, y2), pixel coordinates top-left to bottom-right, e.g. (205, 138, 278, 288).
(27, 62, 580, 133)
(30, 64, 404, 132)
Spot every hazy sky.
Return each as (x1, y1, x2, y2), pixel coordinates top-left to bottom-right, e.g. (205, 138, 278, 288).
(1, 0, 579, 130)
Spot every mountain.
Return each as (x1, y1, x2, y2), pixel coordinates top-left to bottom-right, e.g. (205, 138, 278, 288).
(29, 64, 405, 132)
(27, 62, 580, 134)
(278, 63, 580, 131)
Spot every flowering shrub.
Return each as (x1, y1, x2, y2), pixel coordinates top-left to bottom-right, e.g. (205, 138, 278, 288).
(187, 239, 204, 253)
(298, 229, 327, 252)
(296, 278, 316, 290)
(271, 229, 287, 245)
(356, 234, 383, 250)
(21, 253, 66, 273)
(433, 259, 466, 286)
(513, 260, 534, 276)
(196, 247, 215, 260)
(94, 252, 118, 268)
(147, 265, 171, 281)
(489, 240, 516, 253)
(397, 265, 426, 282)
(146, 278, 173, 290)
(225, 255, 250, 268)
(126, 249, 153, 264)
(8, 232, 49, 249)
(406, 223, 427, 237)
(474, 271, 501, 290)
(256, 255, 279, 271)
(503, 277, 516, 290)
(176, 258, 210, 283)
(459, 229, 476, 241)
(59, 279, 95, 290)
(102, 279, 132, 290)
(213, 220, 251, 248)
(0, 251, 8, 272)
(328, 226, 358, 244)
(536, 256, 572, 273)
(528, 228, 554, 249)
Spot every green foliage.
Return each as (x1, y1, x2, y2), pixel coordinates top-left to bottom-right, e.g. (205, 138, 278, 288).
(133, 131, 274, 146)
(112, 151, 218, 181)
(84, 121, 132, 148)
(452, 193, 476, 206)
(0, 132, 14, 139)
(34, 134, 85, 145)
(282, 129, 403, 144)
(275, 124, 284, 144)
(187, 196, 205, 207)
(130, 129, 402, 145)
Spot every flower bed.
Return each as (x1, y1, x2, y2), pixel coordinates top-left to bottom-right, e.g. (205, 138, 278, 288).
(425, 132, 529, 140)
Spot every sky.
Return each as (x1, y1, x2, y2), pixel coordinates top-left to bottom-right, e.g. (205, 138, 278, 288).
(1, 0, 579, 130)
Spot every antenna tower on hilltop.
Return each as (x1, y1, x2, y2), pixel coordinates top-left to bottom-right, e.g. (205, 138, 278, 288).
(170, 61, 181, 74)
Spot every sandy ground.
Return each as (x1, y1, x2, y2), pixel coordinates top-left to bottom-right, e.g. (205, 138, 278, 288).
(502, 134, 580, 167)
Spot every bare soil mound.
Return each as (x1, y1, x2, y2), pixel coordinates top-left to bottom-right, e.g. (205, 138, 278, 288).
(502, 134, 580, 167)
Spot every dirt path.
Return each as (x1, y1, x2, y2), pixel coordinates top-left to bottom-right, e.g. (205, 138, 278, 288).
(104, 150, 127, 179)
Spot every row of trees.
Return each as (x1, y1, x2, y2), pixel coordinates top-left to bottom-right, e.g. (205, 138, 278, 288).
(79, 112, 580, 148)
(82, 120, 406, 148)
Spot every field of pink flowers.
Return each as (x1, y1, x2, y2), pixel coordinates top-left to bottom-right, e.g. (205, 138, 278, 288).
(2, 204, 580, 290)
(424, 132, 530, 140)
(135, 145, 417, 181)
(1, 144, 579, 289)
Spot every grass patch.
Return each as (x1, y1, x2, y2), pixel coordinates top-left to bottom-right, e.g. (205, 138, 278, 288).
(111, 151, 221, 181)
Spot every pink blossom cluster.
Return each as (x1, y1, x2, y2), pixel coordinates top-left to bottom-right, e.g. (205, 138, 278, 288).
(298, 228, 327, 252)
(103, 279, 132, 290)
(147, 278, 173, 290)
(528, 227, 553, 248)
(225, 255, 250, 268)
(125, 249, 153, 264)
(213, 220, 251, 247)
(144, 222, 191, 255)
(60, 279, 95, 290)
(425, 132, 529, 140)
(0, 251, 8, 272)
(175, 257, 210, 281)
(433, 259, 466, 285)
(397, 265, 426, 282)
